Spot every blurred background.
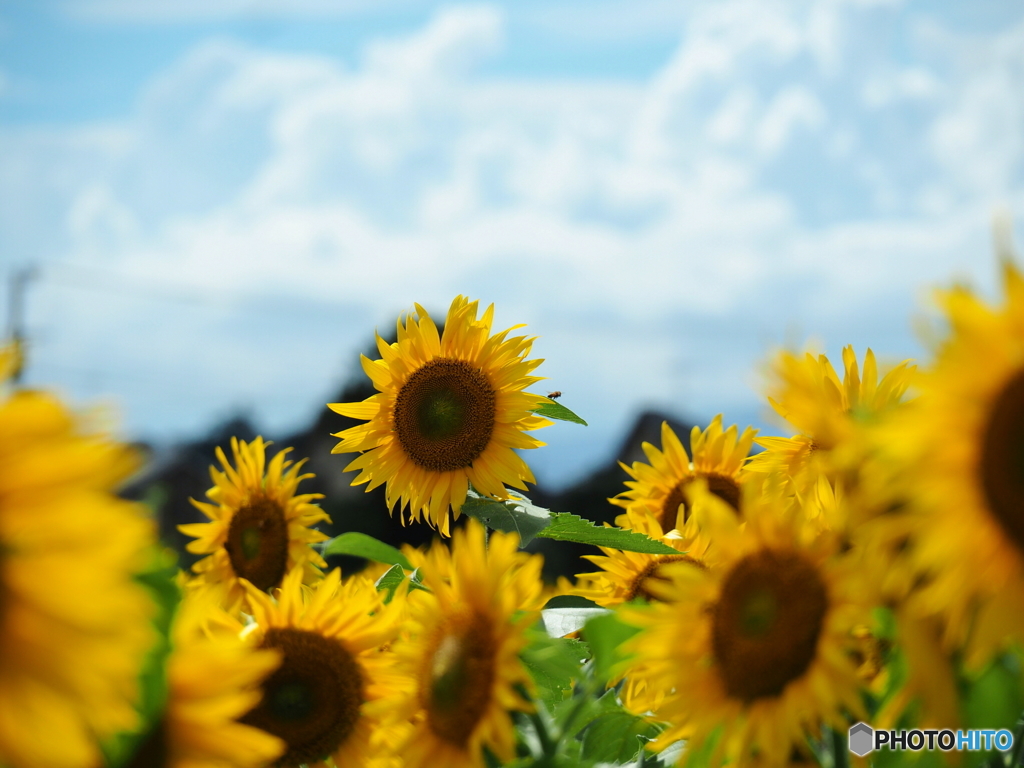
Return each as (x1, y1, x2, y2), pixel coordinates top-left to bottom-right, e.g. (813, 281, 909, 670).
(2, 0, 1022, 573)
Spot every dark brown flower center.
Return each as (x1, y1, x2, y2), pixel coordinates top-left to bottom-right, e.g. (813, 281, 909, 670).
(711, 549, 828, 702)
(626, 554, 706, 602)
(225, 494, 289, 591)
(980, 368, 1024, 554)
(658, 473, 742, 532)
(393, 358, 497, 473)
(422, 611, 496, 748)
(243, 627, 364, 767)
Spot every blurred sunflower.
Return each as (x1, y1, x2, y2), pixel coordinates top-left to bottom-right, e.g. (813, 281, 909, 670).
(179, 437, 330, 610)
(875, 259, 1024, 664)
(620, 487, 870, 767)
(612, 416, 757, 534)
(0, 388, 154, 768)
(574, 506, 712, 607)
(240, 566, 401, 768)
(385, 519, 546, 768)
(329, 296, 550, 535)
(749, 346, 913, 492)
(129, 588, 286, 768)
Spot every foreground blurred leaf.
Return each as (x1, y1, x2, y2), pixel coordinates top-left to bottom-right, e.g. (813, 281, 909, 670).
(522, 629, 592, 706)
(581, 711, 661, 763)
(531, 400, 588, 426)
(583, 611, 641, 683)
(323, 532, 412, 570)
(536, 514, 680, 555)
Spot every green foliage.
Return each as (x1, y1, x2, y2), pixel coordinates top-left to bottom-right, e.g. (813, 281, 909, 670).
(323, 531, 413, 570)
(580, 711, 661, 763)
(531, 400, 589, 426)
(374, 563, 406, 603)
(462, 490, 553, 545)
(961, 653, 1024, 768)
(582, 610, 641, 683)
(535, 513, 681, 555)
(521, 629, 592, 706)
(463, 489, 680, 555)
(102, 548, 181, 768)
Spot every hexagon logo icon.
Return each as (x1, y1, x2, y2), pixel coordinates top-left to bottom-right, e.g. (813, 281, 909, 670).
(849, 722, 874, 757)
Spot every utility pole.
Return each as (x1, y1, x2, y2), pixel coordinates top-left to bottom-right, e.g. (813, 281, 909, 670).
(7, 267, 37, 384)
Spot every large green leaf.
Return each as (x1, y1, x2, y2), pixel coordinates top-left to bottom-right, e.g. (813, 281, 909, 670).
(582, 611, 641, 683)
(536, 513, 681, 555)
(323, 532, 413, 570)
(461, 490, 552, 545)
(532, 400, 588, 426)
(521, 629, 591, 706)
(581, 711, 661, 763)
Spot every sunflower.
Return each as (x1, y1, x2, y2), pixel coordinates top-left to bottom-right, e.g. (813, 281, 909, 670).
(612, 416, 757, 535)
(384, 519, 546, 768)
(871, 259, 1024, 665)
(179, 436, 330, 611)
(128, 588, 286, 768)
(749, 346, 913, 493)
(0, 389, 155, 768)
(574, 506, 712, 607)
(620, 485, 870, 767)
(239, 566, 402, 768)
(329, 296, 550, 535)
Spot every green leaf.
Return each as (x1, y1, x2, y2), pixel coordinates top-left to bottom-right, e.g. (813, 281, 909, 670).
(532, 400, 588, 426)
(962, 653, 1024, 768)
(580, 711, 661, 763)
(541, 607, 610, 638)
(582, 611, 641, 682)
(374, 563, 406, 604)
(323, 532, 413, 570)
(544, 595, 600, 610)
(461, 490, 552, 545)
(535, 513, 681, 555)
(102, 548, 181, 768)
(521, 630, 591, 706)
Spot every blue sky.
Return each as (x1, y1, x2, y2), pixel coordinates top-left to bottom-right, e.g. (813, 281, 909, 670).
(1, 0, 1023, 487)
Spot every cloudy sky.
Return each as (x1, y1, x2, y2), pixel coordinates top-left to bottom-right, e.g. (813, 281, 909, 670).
(1, 0, 1022, 487)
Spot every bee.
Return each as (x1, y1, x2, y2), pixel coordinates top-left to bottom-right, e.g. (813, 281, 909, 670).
(547, 391, 562, 400)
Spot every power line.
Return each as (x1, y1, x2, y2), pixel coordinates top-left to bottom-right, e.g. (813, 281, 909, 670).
(7, 267, 37, 384)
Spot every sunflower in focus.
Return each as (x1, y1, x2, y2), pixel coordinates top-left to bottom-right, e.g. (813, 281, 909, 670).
(0, 389, 154, 768)
(873, 259, 1024, 664)
(620, 486, 870, 767)
(749, 346, 913, 492)
(385, 519, 546, 768)
(329, 296, 550, 535)
(240, 566, 402, 768)
(179, 436, 330, 610)
(574, 506, 712, 607)
(612, 416, 757, 535)
(132, 588, 286, 768)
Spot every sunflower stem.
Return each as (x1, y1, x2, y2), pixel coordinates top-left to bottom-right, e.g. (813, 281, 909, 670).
(529, 709, 558, 758)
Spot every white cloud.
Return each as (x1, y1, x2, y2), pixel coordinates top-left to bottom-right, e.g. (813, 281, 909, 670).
(4, 1, 1023, 483)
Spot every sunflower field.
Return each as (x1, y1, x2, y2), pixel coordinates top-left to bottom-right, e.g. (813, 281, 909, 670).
(4, 247, 1024, 768)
